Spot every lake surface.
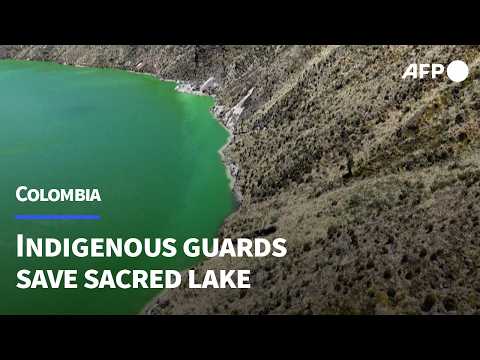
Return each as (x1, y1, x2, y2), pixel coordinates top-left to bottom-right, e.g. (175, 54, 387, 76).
(0, 60, 234, 314)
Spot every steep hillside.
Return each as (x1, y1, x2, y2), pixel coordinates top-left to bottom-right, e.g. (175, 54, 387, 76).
(2, 45, 480, 314)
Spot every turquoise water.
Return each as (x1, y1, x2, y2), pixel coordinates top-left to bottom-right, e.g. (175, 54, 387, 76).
(0, 60, 234, 314)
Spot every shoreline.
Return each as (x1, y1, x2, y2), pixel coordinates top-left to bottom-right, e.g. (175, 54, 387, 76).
(126, 66, 243, 203)
(77, 63, 245, 314)
(174, 81, 242, 203)
(140, 80, 243, 315)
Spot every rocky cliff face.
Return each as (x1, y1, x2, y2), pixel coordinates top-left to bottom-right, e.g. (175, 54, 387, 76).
(2, 45, 480, 314)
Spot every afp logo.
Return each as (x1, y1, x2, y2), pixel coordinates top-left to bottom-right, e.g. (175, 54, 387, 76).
(402, 60, 469, 83)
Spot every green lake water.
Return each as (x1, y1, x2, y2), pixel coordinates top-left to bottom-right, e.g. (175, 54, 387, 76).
(0, 60, 234, 314)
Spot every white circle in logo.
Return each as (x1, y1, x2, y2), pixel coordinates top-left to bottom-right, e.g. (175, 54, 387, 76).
(446, 60, 469, 82)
